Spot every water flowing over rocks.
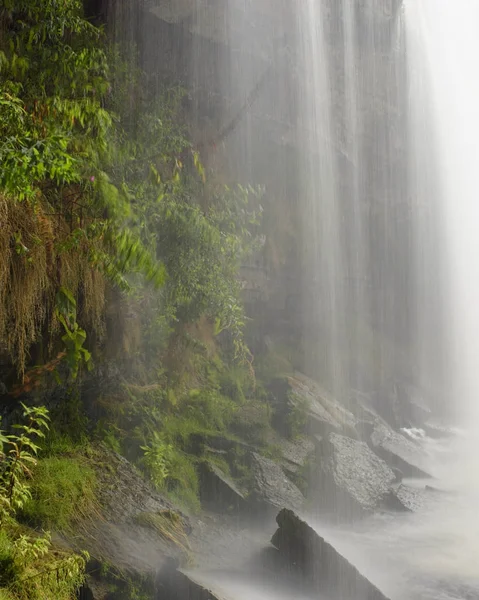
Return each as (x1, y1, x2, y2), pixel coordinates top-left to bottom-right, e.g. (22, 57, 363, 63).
(271, 509, 391, 600)
(369, 422, 432, 479)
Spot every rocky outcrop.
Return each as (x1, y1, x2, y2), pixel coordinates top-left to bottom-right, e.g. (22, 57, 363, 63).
(158, 569, 226, 600)
(370, 423, 432, 479)
(271, 509, 391, 600)
(270, 373, 357, 439)
(383, 483, 423, 512)
(199, 461, 247, 513)
(314, 433, 396, 518)
(63, 447, 190, 595)
(278, 435, 315, 476)
(251, 452, 305, 512)
(394, 484, 423, 511)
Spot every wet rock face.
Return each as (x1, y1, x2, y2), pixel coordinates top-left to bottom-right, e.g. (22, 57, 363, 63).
(271, 509, 391, 600)
(384, 483, 423, 512)
(279, 435, 315, 473)
(77, 586, 95, 600)
(370, 423, 432, 479)
(270, 373, 357, 439)
(199, 461, 247, 513)
(314, 433, 396, 519)
(251, 452, 305, 512)
(158, 568, 226, 600)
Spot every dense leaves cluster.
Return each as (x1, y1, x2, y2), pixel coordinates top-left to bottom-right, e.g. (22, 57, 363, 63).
(0, 0, 260, 374)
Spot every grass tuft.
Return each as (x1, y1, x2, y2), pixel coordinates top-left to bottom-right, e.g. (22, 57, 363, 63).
(21, 457, 98, 532)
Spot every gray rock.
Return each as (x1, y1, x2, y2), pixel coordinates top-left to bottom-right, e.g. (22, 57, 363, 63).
(278, 435, 315, 474)
(158, 569, 226, 600)
(314, 433, 396, 518)
(199, 461, 247, 513)
(62, 447, 190, 581)
(370, 423, 432, 478)
(287, 373, 357, 438)
(394, 484, 423, 511)
(383, 484, 422, 512)
(271, 509, 391, 600)
(251, 452, 305, 511)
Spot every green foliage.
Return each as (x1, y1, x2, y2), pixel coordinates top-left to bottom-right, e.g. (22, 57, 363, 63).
(0, 528, 87, 600)
(21, 456, 97, 532)
(0, 405, 50, 525)
(0, 0, 109, 199)
(140, 433, 172, 489)
(1, 0, 267, 520)
(286, 391, 308, 439)
(0, 0, 165, 373)
(150, 184, 262, 348)
(140, 432, 200, 512)
(0, 407, 87, 600)
(55, 287, 92, 380)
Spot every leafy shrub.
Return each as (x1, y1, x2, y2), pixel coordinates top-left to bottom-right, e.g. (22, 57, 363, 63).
(0, 406, 87, 599)
(0, 404, 50, 525)
(1, 529, 87, 600)
(140, 432, 200, 512)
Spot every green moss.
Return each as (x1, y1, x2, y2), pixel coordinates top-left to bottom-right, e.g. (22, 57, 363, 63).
(21, 457, 97, 532)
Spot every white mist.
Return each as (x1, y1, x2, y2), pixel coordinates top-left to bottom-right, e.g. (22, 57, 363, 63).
(408, 0, 479, 431)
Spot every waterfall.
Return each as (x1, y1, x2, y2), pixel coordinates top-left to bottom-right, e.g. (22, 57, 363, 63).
(297, 1, 413, 415)
(103, 1, 479, 597)
(407, 0, 479, 429)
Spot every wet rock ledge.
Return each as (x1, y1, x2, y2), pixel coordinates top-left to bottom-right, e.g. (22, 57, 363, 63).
(271, 508, 391, 600)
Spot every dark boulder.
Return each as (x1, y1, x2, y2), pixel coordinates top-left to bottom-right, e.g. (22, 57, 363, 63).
(313, 433, 396, 519)
(370, 423, 432, 479)
(157, 568, 226, 600)
(271, 509, 391, 600)
(199, 461, 247, 513)
(251, 452, 305, 512)
(77, 586, 95, 600)
(269, 373, 357, 439)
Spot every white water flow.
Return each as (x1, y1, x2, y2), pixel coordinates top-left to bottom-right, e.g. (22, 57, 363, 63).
(320, 3, 479, 599)
(408, 1, 479, 431)
(135, 1, 479, 598)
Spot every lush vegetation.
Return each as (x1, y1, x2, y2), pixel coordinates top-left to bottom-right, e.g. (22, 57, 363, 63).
(0, 0, 301, 597)
(0, 406, 88, 599)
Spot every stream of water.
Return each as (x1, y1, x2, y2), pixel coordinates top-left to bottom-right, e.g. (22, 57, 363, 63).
(205, 0, 479, 597)
(136, 1, 479, 597)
